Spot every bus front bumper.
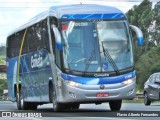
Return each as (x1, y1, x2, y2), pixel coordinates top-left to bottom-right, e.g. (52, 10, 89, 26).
(57, 79, 136, 103)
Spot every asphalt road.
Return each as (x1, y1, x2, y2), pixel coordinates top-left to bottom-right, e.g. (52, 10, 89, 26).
(0, 101, 160, 120)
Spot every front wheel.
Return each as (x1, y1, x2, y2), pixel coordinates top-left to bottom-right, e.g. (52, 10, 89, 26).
(49, 84, 64, 112)
(109, 100, 122, 111)
(71, 104, 80, 109)
(144, 93, 151, 106)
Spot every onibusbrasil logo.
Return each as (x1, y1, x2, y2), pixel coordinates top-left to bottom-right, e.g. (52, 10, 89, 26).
(1, 112, 42, 118)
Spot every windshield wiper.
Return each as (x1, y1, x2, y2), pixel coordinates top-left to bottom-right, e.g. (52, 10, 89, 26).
(101, 42, 120, 75)
(83, 48, 96, 75)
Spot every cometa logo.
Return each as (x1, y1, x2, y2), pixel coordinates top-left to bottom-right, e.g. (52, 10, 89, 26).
(94, 73, 109, 77)
(31, 54, 43, 68)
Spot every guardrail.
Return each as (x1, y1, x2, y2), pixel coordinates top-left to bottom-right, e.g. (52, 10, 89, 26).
(135, 93, 143, 100)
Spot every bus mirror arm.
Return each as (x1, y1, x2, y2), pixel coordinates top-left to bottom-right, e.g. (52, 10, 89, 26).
(130, 25, 144, 46)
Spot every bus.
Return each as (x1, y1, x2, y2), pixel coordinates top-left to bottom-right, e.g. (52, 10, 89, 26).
(6, 4, 143, 111)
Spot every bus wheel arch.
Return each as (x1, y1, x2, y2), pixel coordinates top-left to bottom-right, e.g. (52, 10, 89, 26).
(48, 80, 63, 112)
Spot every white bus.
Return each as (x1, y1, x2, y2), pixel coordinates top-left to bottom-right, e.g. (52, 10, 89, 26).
(6, 4, 143, 111)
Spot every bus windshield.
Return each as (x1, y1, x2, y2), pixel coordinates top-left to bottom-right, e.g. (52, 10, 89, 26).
(61, 20, 133, 73)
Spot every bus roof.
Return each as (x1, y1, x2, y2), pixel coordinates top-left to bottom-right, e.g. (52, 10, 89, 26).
(8, 4, 126, 37)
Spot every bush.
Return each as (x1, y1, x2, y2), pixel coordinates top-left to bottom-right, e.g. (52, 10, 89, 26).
(0, 79, 7, 96)
(136, 46, 160, 90)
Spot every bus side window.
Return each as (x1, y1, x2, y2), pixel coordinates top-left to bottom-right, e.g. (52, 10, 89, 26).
(7, 36, 12, 58)
(8, 35, 17, 58)
(19, 30, 28, 54)
(26, 27, 33, 52)
(40, 20, 47, 49)
(15, 33, 20, 57)
(7, 35, 14, 58)
(40, 28, 46, 48)
(35, 23, 41, 50)
(29, 26, 37, 52)
(37, 19, 50, 52)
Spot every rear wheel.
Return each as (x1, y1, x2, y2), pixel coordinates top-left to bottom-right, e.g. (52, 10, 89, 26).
(16, 88, 29, 110)
(144, 93, 151, 106)
(28, 103, 38, 110)
(109, 100, 122, 111)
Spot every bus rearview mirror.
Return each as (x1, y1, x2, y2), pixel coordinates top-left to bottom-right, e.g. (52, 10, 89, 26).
(130, 25, 144, 46)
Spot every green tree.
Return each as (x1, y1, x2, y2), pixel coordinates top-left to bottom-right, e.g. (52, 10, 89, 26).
(126, 0, 153, 61)
(149, 1, 160, 45)
(136, 46, 160, 90)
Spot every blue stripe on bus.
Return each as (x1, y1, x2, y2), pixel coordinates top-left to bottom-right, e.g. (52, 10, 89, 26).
(61, 71, 136, 85)
(138, 37, 144, 46)
(61, 13, 125, 20)
(6, 57, 18, 75)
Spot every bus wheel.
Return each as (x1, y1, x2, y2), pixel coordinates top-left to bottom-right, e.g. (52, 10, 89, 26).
(16, 91, 22, 110)
(65, 103, 80, 110)
(32, 103, 38, 110)
(71, 104, 80, 109)
(28, 103, 38, 110)
(16, 88, 28, 110)
(109, 100, 122, 111)
(49, 85, 63, 112)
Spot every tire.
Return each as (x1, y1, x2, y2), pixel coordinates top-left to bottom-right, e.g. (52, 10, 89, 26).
(109, 100, 122, 111)
(64, 104, 72, 110)
(65, 103, 80, 110)
(28, 103, 38, 110)
(16, 88, 29, 110)
(71, 104, 80, 109)
(49, 84, 64, 112)
(144, 93, 151, 106)
(16, 91, 22, 110)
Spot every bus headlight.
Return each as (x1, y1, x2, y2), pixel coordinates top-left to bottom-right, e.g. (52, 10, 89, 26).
(122, 79, 133, 85)
(65, 80, 82, 87)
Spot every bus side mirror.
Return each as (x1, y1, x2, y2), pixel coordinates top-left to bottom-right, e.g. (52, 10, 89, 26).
(52, 26, 62, 50)
(130, 25, 144, 46)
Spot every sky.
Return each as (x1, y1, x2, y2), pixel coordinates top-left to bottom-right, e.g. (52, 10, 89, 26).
(0, 0, 156, 44)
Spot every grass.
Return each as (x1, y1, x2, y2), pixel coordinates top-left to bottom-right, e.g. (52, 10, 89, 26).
(123, 100, 144, 103)
(0, 55, 6, 65)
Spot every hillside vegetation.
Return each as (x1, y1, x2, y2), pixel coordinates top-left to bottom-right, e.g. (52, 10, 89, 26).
(126, 0, 160, 91)
(0, 79, 7, 96)
(136, 46, 160, 90)
(0, 45, 6, 65)
(0, 45, 6, 96)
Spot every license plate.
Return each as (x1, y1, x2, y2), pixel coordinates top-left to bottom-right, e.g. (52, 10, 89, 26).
(96, 92, 109, 97)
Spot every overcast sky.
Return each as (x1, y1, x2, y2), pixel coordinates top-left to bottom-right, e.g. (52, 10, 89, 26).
(0, 0, 156, 44)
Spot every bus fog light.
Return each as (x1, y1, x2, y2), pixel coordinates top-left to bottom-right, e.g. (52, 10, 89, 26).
(127, 89, 134, 96)
(122, 79, 133, 85)
(69, 92, 77, 98)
